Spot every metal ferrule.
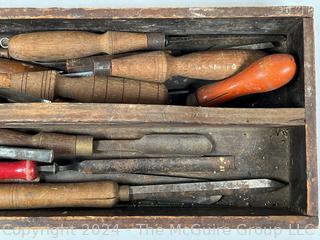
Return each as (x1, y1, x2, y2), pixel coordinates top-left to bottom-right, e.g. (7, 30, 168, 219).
(146, 32, 166, 50)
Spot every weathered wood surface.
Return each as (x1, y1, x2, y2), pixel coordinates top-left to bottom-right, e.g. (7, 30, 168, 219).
(0, 103, 305, 126)
(0, 7, 313, 19)
(302, 18, 318, 217)
(0, 214, 317, 229)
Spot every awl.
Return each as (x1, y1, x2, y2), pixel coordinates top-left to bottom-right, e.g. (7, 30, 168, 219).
(0, 129, 214, 158)
(0, 179, 285, 209)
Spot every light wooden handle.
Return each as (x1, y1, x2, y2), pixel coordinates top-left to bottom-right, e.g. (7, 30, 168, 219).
(0, 129, 93, 157)
(0, 181, 119, 209)
(110, 50, 266, 82)
(7, 70, 168, 104)
(56, 75, 168, 104)
(8, 31, 152, 61)
(0, 58, 46, 74)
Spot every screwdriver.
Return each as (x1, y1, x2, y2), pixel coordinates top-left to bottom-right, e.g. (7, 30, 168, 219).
(0, 129, 214, 158)
(0, 71, 168, 104)
(0, 179, 285, 209)
(188, 53, 297, 107)
(63, 50, 266, 83)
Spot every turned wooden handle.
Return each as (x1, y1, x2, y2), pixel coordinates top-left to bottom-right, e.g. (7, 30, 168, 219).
(0, 181, 119, 209)
(0, 129, 93, 157)
(56, 75, 168, 104)
(6, 70, 168, 104)
(110, 50, 266, 82)
(196, 54, 297, 106)
(8, 31, 163, 61)
(0, 58, 46, 74)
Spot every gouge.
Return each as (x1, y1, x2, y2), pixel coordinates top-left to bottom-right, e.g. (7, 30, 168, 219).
(0, 129, 214, 158)
(189, 54, 297, 107)
(0, 179, 285, 209)
(0, 71, 168, 104)
(0, 58, 46, 74)
(63, 50, 266, 83)
(1, 32, 284, 62)
(0, 146, 53, 163)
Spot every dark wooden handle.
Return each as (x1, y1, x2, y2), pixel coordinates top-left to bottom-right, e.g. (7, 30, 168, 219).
(196, 54, 297, 106)
(0, 129, 93, 157)
(0, 181, 119, 209)
(56, 75, 168, 104)
(8, 31, 150, 61)
(110, 50, 266, 82)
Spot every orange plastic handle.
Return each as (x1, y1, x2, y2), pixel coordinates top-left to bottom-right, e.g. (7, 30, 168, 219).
(195, 54, 297, 107)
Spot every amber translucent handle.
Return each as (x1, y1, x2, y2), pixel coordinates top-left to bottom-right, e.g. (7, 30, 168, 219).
(8, 31, 152, 61)
(0, 181, 120, 209)
(0, 129, 93, 157)
(110, 50, 266, 83)
(195, 54, 297, 107)
(5, 70, 168, 104)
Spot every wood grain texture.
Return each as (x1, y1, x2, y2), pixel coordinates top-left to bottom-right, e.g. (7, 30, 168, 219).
(0, 181, 119, 209)
(7, 71, 168, 104)
(0, 58, 45, 74)
(111, 50, 266, 82)
(0, 103, 305, 126)
(0, 7, 312, 19)
(0, 129, 93, 157)
(8, 31, 149, 61)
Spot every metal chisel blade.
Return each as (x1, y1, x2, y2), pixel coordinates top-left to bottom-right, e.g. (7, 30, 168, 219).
(0, 146, 54, 163)
(128, 179, 285, 201)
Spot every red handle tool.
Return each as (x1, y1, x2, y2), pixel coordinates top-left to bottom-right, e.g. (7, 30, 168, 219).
(0, 160, 38, 181)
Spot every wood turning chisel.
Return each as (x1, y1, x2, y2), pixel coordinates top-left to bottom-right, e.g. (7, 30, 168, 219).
(0, 179, 285, 209)
(62, 50, 266, 83)
(0, 156, 234, 181)
(0, 129, 214, 158)
(0, 32, 284, 61)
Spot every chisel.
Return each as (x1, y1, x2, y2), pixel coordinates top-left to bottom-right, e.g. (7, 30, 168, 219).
(0, 129, 214, 158)
(188, 54, 297, 106)
(0, 71, 168, 104)
(0, 179, 285, 209)
(63, 50, 266, 83)
(1, 156, 233, 181)
(1, 32, 284, 62)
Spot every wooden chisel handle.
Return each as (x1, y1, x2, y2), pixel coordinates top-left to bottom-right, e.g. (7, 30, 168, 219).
(107, 50, 266, 82)
(2, 70, 168, 104)
(8, 31, 165, 61)
(0, 181, 121, 209)
(0, 58, 46, 74)
(0, 129, 93, 157)
(195, 54, 297, 106)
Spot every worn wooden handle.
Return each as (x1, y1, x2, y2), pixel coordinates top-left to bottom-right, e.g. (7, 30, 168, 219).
(0, 129, 93, 157)
(8, 31, 151, 61)
(56, 75, 168, 104)
(0, 181, 119, 209)
(7, 70, 168, 104)
(0, 58, 46, 74)
(196, 54, 297, 106)
(110, 50, 266, 82)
